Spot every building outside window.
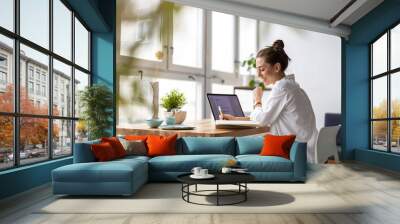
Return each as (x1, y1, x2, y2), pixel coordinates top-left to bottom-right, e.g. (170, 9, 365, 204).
(28, 67, 34, 80)
(35, 83, 40, 95)
(0, 0, 91, 170)
(0, 54, 7, 90)
(35, 70, 40, 81)
(28, 81, 34, 94)
(0, 54, 7, 67)
(41, 73, 46, 83)
(0, 71, 6, 84)
(42, 85, 46, 97)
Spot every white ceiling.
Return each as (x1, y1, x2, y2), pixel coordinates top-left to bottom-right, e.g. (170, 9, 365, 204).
(222, 0, 383, 26)
(224, 0, 352, 23)
(167, 0, 384, 37)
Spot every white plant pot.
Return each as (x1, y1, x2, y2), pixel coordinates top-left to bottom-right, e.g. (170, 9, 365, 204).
(174, 110, 187, 124)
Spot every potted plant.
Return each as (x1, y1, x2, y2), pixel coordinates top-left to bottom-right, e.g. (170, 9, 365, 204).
(160, 89, 187, 124)
(79, 84, 113, 140)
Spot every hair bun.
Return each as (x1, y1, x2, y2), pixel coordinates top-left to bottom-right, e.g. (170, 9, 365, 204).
(272, 40, 284, 50)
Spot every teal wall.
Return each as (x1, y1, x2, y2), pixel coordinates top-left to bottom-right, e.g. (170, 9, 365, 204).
(343, 0, 400, 171)
(0, 0, 115, 200)
(0, 158, 72, 199)
(91, 0, 116, 135)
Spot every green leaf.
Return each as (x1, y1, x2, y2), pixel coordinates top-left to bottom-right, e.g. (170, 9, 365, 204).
(160, 89, 187, 111)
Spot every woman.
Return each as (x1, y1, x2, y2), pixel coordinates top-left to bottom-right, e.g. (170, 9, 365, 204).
(220, 40, 318, 163)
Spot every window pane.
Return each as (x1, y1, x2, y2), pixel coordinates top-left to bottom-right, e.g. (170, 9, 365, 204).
(211, 12, 234, 73)
(391, 24, 400, 70)
(119, 0, 162, 61)
(211, 83, 234, 94)
(0, 0, 14, 31)
(239, 17, 257, 75)
(53, 59, 72, 117)
(53, 0, 72, 60)
(75, 18, 89, 70)
(20, 0, 49, 49)
(0, 116, 13, 170)
(157, 78, 202, 121)
(391, 72, 400, 118)
(172, 5, 203, 68)
(372, 33, 387, 76)
(0, 35, 14, 112)
(74, 69, 89, 117)
(75, 120, 88, 143)
(53, 119, 72, 158)
(391, 120, 400, 153)
(372, 77, 387, 119)
(20, 117, 49, 165)
(20, 44, 49, 115)
(372, 121, 387, 151)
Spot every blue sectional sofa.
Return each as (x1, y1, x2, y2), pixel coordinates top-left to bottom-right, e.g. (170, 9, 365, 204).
(52, 136, 307, 196)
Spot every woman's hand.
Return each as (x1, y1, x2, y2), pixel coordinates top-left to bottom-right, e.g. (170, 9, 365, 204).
(219, 114, 250, 121)
(219, 113, 236, 120)
(253, 87, 263, 104)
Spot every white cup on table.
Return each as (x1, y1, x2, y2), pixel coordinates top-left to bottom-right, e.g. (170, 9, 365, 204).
(200, 169, 208, 176)
(191, 167, 202, 176)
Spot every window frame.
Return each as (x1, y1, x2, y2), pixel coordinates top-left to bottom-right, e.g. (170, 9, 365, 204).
(0, 0, 92, 171)
(370, 20, 400, 154)
(167, 5, 206, 74)
(116, 3, 260, 123)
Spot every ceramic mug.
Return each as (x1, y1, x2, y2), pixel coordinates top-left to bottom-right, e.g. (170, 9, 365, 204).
(200, 169, 208, 176)
(191, 167, 202, 176)
(221, 167, 232, 174)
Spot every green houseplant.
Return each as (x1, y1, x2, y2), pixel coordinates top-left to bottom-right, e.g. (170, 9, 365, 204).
(160, 89, 187, 124)
(79, 84, 113, 140)
(160, 89, 187, 112)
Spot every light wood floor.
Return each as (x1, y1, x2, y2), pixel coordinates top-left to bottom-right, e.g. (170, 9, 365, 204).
(1, 162, 400, 224)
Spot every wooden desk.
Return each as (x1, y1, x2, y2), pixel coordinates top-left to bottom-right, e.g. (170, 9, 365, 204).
(117, 119, 269, 137)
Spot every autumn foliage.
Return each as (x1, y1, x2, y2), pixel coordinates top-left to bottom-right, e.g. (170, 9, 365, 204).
(0, 84, 59, 150)
(372, 99, 400, 141)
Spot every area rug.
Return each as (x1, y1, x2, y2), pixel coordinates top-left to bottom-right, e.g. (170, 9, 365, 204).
(37, 183, 361, 214)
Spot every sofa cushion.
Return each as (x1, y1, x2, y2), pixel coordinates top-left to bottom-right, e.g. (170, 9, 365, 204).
(236, 155, 293, 172)
(101, 137, 127, 158)
(260, 134, 296, 159)
(120, 139, 147, 156)
(149, 154, 235, 172)
(147, 134, 177, 157)
(91, 142, 118, 161)
(53, 158, 147, 183)
(236, 136, 263, 155)
(179, 137, 236, 155)
(73, 140, 100, 163)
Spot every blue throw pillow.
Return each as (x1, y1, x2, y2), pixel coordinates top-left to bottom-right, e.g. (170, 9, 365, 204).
(236, 136, 264, 155)
(180, 137, 235, 155)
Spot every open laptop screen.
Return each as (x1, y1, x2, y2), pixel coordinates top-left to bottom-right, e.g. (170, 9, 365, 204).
(207, 94, 245, 120)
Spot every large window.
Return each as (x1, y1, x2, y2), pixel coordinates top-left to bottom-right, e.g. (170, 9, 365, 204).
(371, 23, 400, 153)
(117, 2, 260, 125)
(171, 5, 203, 69)
(211, 11, 235, 74)
(0, 0, 91, 170)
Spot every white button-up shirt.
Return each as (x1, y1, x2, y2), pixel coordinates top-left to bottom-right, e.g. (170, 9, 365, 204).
(250, 78, 318, 162)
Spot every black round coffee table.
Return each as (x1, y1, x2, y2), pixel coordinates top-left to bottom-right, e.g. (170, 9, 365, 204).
(177, 173, 255, 206)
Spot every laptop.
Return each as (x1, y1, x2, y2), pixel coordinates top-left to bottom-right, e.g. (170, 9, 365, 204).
(207, 93, 260, 128)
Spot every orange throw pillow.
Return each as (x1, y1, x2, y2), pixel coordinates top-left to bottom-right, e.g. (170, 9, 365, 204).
(146, 134, 177, 157)
(125, 135, 148, 141)
(101, 137, 126, 158)
(91, 142, 117, 161)
(260, 134, 296, 159)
